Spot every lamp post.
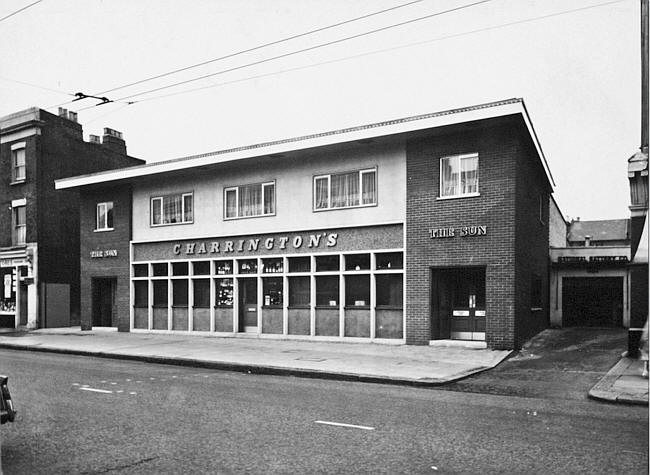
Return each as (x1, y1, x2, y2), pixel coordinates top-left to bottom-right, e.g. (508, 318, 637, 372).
(626, 0, 649, 356)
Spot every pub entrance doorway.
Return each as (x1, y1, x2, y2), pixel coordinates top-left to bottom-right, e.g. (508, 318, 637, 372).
(431, 267, 486, 341)
(92, 277, 116, 327)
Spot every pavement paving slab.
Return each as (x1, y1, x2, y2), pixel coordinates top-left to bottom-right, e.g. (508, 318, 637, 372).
(589, 357, 649, 405)
(0, 328, 511, 386)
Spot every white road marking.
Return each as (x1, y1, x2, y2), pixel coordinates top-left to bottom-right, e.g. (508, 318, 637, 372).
(110, 382, 117, 385)
(314, 420, 375, 431)
(117, 390, 124, 393)
(129, 392, 137, 395)
(136, 380, 142, 383)
(101, 380, 107, 383)
(80, 387, 113, 394)
(72, 383, 79, 386)
(150, 377, 155, 380)
(172, 375, 177, 378)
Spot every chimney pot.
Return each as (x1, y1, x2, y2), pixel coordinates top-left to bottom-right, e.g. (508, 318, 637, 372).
(68, 111, 78, 122)
(58, 107, 68, 118)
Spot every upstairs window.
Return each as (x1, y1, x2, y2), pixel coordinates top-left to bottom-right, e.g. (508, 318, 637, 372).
(151, 193, 193, 226)
(11, 143, 26, 182)
(95, 202, 114, 231)
(12, 205, 26, 246)
(440, 153, 478, 198)
(224, 181, 275, 219)
(314, 168, 376, 210)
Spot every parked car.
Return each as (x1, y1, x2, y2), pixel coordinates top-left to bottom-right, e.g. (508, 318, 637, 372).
(0, 375, 16, 424)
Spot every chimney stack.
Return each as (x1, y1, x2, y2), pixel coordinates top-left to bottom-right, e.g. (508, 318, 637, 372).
(102, 127, 126, 155)
(58, 107, 68, 119)
(89, 134, 101, 144)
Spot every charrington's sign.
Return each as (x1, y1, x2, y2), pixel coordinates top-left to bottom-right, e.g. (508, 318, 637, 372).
(173, 232, 339, 256)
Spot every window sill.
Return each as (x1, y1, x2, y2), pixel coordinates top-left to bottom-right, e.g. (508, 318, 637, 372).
(288, 305, 310, 309)
(224, 213, 276, 221)
(436, 192, 480, 201)
(344, 306, 370, 310)
(531, 307, 543, 312)
(10, 180, 26, 186)
(150, 221, 193, 228)
(313, 202, 377, 212)
(94, 228, 114, 233)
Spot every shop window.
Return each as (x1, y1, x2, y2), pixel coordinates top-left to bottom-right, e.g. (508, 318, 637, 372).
(215, 260, 233, 275)
(376, 274, 403, 307)
(172, 262, 189, 276)
(289, 277, 310, 307)
(133, 281, 148, 307)
(192, 261, 210, 275)
(345, 254, 370, 271)
(172, 280, 188, 307)
(11, 143, 26, 182)
(263, 277, 283, 307)
(316, 275, 339, 307)
(152, 263, 168, 276)
(133, 264, 148, 277)
(193, 279, 210, 308)
(95, 202, 113, 231)
(288, 256, 310, 273)
(238, 259, 257, 274)
(11, 205, 26, 246)
(345, 275, 370, 308)
(215, 278, 233, 307)
(225, 181, 275, 219)
(1, 268, 16, 313)
(316, 255, 339, 272)
(440, 153, 479, 198)
(151, 192, 193, 226)
(262, 258, 283, 274)
(152, 280, 168, 307)
(313, 168, 376, 210)
(375, 252, 403, 270)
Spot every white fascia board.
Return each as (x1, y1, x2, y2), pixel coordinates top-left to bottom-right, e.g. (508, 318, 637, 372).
(55, 100, 553, 190)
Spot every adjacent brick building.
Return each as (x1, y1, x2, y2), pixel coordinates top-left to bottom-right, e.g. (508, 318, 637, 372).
(0, 107, 143, 328)
(57, 98, 555, 349)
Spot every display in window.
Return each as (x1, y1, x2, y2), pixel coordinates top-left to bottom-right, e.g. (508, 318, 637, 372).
(215, 278, 233, 306)
(263, 278, 283, 306)
(215, 260, 233, 275)
(262, 258, 283, 273)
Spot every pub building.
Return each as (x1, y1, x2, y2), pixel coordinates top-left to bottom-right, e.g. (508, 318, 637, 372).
(56, 98, 555, 350)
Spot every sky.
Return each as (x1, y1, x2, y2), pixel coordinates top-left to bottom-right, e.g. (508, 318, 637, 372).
(0, 0, 643, 220)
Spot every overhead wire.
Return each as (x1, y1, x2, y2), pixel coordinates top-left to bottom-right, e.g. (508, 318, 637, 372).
(112, 0, 495, 103)
(125, 0, 631, 106)
(96, 0, 428, 96)
(0, 0, 42, 24)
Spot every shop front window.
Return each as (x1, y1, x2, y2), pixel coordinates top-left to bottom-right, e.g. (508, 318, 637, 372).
(345, 275, 370, 308)
(289, 277, 310, 307)
(215, 278, 233, 307)
(1, 268, 16, 313)
(193, 279, 210, 308)
(263, 278, 283, 307)
(316, 275, 339, 307)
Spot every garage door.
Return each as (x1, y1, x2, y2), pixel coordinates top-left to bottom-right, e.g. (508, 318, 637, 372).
(562, 277, 623, 327)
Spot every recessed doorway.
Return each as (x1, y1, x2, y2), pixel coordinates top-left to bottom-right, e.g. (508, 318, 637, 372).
(238, 278, 258, 333)
(92, 277, 117, 327)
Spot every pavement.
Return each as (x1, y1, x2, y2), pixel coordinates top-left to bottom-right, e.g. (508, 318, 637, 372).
(589, 356, 649, 405)
(0, 327, 510, 386)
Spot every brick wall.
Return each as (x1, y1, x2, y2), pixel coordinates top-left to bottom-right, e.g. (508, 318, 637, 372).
(33, 109, 142, 324)
(406, 116, 549, 349)
(79, 185, 133, 331)
(514, 130, 551, 347)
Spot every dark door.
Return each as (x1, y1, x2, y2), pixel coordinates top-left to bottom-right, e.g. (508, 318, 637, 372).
(562, 277, 623, 327)
(19, 282, 27, 326)
(238, 278, 258, 332)
(92, 278, 116, 327)
(432, 268, 486, 341)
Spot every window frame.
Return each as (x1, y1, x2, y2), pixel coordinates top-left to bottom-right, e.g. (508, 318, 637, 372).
(150, 192, 194, 227)
(11, 143, 26, 183)
(95, 201, 114, 232)
(11, 205, 26, 246)
(438, 153, 479, 200)
(223, 180, 276, 220)
(312, 167, 377, 211)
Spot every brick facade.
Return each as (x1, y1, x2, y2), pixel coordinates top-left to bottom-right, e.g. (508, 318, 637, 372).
(406, 117, 550, 349)
(79, 185, 134, 331)
(0, 108, 142, 328)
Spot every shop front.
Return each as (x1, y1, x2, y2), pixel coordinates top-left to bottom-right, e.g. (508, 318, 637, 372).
(0, 245, 37, 329)
(130, 224, 405, 341)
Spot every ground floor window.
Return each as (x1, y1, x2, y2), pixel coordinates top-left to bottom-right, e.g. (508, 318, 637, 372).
(132, 250, 403, 339)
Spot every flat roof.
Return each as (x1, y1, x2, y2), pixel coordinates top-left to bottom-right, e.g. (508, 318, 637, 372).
(56, 98, 555, 190)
